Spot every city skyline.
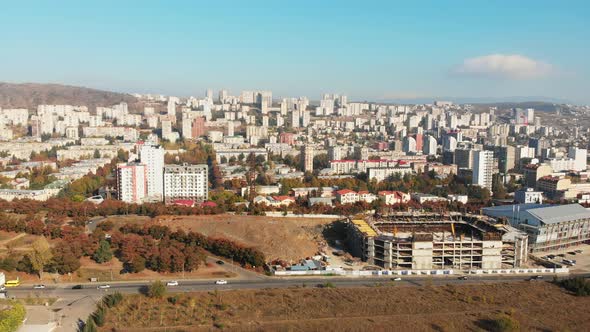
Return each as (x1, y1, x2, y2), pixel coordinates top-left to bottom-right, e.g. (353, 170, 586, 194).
(1, 1, 589, 103)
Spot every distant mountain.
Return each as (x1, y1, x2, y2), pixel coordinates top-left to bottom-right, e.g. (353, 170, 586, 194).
(0, 82, 139, 110)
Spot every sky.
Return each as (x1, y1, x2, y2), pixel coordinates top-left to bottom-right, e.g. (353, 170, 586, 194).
(1, 0, 589, 103)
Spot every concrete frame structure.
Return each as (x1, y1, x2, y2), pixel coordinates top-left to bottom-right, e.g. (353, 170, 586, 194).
(347, 212, 528, 270)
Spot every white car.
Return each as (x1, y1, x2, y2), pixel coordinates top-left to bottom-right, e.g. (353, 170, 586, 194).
(33, 284, 46, 289)
(0, 286, 5, 291)
(97, 284, 111, 289)
(215, 280, 228, 285)
(392, 277, 402, 281)
(166, 281, 179, 286)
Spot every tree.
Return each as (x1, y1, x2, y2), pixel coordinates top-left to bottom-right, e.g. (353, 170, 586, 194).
(147, 280, 166, 298)
(29, 237, 53, 279)
(92, 240, 113, 264)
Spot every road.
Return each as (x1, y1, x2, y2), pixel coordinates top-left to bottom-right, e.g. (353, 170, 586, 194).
(8, 273, 587, 299)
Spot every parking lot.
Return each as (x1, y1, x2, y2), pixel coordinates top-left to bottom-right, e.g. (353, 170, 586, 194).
(534, 243, 590, 273)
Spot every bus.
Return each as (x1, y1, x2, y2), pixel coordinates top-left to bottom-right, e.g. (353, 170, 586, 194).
(4, 279, 20, 287)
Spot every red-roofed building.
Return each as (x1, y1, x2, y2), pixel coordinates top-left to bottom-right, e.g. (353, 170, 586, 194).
(201, 201, 218, 208)
(336, 189, 359, 204)
(172, 199, 194, 207)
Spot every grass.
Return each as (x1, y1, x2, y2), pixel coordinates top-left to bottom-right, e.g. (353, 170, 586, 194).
(98, 281, 590, 331)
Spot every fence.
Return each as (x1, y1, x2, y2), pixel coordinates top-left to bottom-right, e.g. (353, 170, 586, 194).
(273, 267, 569, 277)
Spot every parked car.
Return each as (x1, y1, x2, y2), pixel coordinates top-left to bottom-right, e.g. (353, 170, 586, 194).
(547, 254, 556, 259)
(33, 284, 46, 289)
(215, 280, 228, 285)
(567, 251, 577, 255)
(458, 276, 468, 280)
(392, 277, 402, 281)
(97, 284, 111, 289)
(216, 260, 225, 265)
(563, 259, 577, 266)
(72, 285, 83, 290)
(574, 250, 583, 254)
(557, 254, 566, 257)
(166, 281, 179, 286)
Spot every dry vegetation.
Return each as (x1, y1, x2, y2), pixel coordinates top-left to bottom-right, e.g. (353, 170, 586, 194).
(100, 281, 590, 331)
(155, 215, 337, 262)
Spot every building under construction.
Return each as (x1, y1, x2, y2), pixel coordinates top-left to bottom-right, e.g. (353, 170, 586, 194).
(347, 212, 529, 270)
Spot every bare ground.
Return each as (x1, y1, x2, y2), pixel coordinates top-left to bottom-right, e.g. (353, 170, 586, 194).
(154, 215, 338, 262)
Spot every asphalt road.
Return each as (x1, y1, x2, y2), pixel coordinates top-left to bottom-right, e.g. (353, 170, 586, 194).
(8, 273, 586, 299)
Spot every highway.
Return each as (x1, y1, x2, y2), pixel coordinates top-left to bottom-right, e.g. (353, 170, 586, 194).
(7, 273, 585, 299)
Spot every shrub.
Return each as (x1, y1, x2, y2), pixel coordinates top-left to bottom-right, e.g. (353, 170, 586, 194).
(0, 300, 26, 332)
(91, 305, 106, 327)
(556, 277, 590, 296)
(147, 280, 167, 298)
(489, 314, 520, 332)
(103, 292, 123, 308)
(82, 316, 97, 332)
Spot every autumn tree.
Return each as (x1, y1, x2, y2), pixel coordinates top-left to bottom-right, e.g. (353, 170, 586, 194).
(28, 237, 53, 279)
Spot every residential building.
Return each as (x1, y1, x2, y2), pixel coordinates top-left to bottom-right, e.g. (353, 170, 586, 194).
(473, 150, 494, 192)
(117, 163, 147, 203)
(139, 144, 165, 200)
(163, 163, 209, 204)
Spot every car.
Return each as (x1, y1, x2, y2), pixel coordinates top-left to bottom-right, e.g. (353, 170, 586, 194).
(216, 260, 225, 265)
(534, 275, 543, 280)
(215, 280, 228, 285)
(391, 277, 402, 281)
(567, 251, 577, 255)
(575, 250, 583, 254)
(557, 254, 566, 257)
(563, 259, 577, 266)
(97, 284, 111, 289)
(166, 281, 179, 286)
(72, 285, 83, 289)
(33, 284, 46, 289)
(0, 286, 5, 291)
(547, 255, 556, 259)
(458, 276, 468, 280)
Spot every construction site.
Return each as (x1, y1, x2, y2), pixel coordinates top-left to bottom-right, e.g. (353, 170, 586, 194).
(347, 212, 529, 270)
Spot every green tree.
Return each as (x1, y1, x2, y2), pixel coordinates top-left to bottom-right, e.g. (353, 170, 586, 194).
(147, 280, 166, 298)
(92, 240, 113, 264)
(29, 237, 53, 279)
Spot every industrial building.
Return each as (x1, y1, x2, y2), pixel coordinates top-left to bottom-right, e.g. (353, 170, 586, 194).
(347, 212, 528, 270)
(483, 203, 590, 252)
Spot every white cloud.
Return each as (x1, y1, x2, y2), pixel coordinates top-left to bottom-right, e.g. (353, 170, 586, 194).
(454, 54, 553, 79)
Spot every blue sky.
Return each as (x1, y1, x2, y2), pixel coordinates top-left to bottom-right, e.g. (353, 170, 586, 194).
(1, 1, 589, 103)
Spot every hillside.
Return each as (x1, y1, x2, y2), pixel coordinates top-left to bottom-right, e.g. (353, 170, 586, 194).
(0, 82, 139, 110)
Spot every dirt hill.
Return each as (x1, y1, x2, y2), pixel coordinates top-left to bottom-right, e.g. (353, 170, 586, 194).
(0, 82, 139, 110)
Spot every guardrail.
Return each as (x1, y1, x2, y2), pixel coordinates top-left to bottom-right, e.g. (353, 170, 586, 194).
(467, 267, 569, 275)
(274, 267, 569, 276)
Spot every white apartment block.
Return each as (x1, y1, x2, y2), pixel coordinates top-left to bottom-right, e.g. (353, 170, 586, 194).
(117, 163, 147, 203)
(139, 144, 165, 200)
(473, 150, 494, 192)
(163, 163, 208, 204)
